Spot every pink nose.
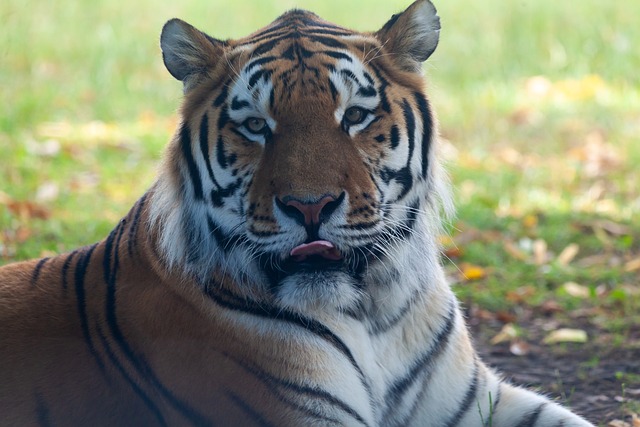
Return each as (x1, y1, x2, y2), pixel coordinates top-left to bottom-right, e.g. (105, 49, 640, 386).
(285, 196, 335, 226)
(276, 193, 344, 227)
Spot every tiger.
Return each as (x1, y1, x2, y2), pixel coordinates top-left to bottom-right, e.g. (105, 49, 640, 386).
(0, 1, 594, 426)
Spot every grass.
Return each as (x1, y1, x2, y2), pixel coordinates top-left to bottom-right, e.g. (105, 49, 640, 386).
(1, 0, 639, 339)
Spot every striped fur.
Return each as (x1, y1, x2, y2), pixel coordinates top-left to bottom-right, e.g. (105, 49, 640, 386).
(0, 1, 593, 426)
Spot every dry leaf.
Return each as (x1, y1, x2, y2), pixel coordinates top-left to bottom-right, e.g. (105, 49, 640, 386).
(504, 240, 528, 261)
(557, 243, 579, 266)
(35, 182, 60, 203)
(443, 247, 463, 258)
(509, 340, 530, 356)
(563, 282, 590, 299)
(522, 214, 538, 229)
(608, 420, 629, 427)
(490, 323, 518, 345)
(460, 263, 487, 281)
(543, 328, 588, 345)
(533, 239, 548, 265)
(625, 257, 640, 273)
(7, 200, 51, 220)
(506, 286, 536, 304)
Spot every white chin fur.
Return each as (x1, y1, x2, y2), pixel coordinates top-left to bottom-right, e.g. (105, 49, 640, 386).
(275, 271, 363, 313)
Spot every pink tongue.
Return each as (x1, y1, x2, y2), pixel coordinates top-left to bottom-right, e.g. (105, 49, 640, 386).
(290, 240, 342, 261)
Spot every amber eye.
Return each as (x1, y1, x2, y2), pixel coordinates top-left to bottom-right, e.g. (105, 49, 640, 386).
(243, 117, 268, 134)
(343, 106, 368, 127)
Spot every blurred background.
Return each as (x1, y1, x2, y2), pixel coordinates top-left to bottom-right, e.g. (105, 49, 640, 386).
(1, 0, 639, 423)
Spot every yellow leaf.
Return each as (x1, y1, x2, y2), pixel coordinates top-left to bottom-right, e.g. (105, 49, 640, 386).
(460, 263, 487, 281)
(522, 214, 538, 229)
(490, 324, 518, 345)
(563, 282, 590, 299)
(557, 243, 580, 267)
(543, 328, 588, 345)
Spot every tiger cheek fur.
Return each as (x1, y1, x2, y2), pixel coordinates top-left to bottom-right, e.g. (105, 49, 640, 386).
(0, 1, 595, 426)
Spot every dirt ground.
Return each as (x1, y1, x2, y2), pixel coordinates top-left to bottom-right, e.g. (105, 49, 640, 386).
(469, 307, 640, 426)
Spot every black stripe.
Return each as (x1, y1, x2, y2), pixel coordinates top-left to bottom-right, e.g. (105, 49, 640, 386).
(368, 290, 419, 335)
(384, 302, 457, 407)
(206, 215, 246, 254)
(198, 114, 218, 188)
(389, 125, 400, 149)
(231, 96, 250, 111)
(244, 22, 290, 44)
(61, 249, 79, 291)
(308, 35, 347, 49)
(357, 86, 377, 98)
(127, 194, 148, 257)
(204, 284, 372, 405)
(322, 50, 352, 62)
(370, 64, 391, 113)
(401, 98, 416, 165)
(340, 69, 360, 85)
(247, 69, 273, 89)
(244, 56, 279, 73)
(103, 220, 124, 286)
(413, 92, 432, 179)
(74, 243, 105, 373)
(180, 123, 204, 200)
(253, 38, 282, 57)
(226, 391, 277, 427)
(443, 361, 479, 427)
(213, 82, 230, 107)
(210, 178, 241, 208)
(31, 257, 50, 286)
(225, 352, 369, 427)
(216, 134, 229, 169)
(95, 324, 168, 427)
(515, 403, 547, 427)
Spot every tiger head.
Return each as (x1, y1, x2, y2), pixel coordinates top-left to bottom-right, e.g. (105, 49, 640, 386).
(151, 0, 449, 313)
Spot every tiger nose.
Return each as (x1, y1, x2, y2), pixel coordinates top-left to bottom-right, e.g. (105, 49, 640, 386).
(275, 192, 345, 227)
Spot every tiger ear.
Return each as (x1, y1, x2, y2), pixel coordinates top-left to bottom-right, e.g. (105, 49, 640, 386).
(375, 0, 441, 73)
(160, 18, 224, 90)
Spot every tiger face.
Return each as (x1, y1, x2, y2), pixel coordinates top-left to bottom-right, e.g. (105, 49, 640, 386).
(156, 0, 442, 313)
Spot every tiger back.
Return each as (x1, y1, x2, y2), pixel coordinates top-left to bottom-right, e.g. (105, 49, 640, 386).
(0, 1, 594, 426)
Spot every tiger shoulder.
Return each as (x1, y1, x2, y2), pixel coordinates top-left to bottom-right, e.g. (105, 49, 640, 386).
(0, 1, 594, 426)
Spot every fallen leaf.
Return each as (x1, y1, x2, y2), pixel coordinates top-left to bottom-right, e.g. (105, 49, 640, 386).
(506, 286, 536, 304)
(522, 214, 538, 229)
(443, 247, 463, 258)
(625, 257, 640, 273)
(7, 200, 51, 220)
(504, 240, 528, 261)
(540, 300, 563, 314)
(543, 328, 588, 344)
(460, 263, 487, 281)
(533, 239, 548, 265)
(35, 182, 59, 203)
(509, 340, 530, 356)
(608, 420, 629, 427)
(557, 243, 579, 266)
(495, 311, 517, 324)
(490, 323, 518, 345)
(563, 282, 590, 299)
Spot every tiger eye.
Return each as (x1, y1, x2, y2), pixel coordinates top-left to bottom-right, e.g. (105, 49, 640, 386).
(244, 117, 267, 134)
(343, 106, 367, 126)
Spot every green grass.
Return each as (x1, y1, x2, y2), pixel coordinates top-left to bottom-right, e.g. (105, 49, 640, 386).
(1, 0, 639, 334)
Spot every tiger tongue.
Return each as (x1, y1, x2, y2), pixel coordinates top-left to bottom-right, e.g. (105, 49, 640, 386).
(290, 240, 342, 261)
